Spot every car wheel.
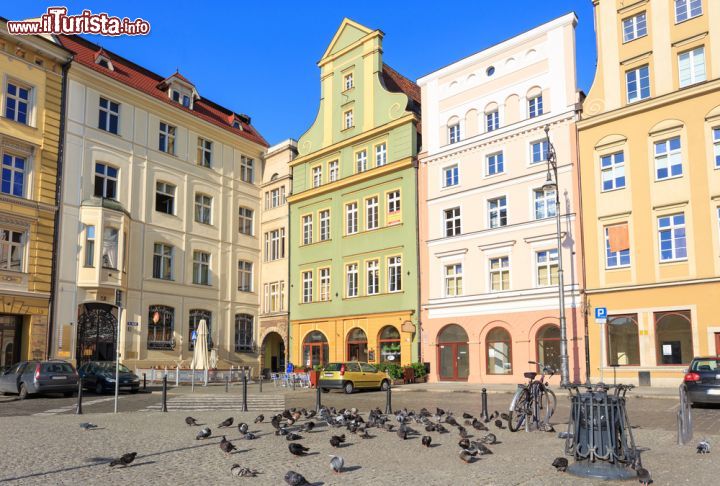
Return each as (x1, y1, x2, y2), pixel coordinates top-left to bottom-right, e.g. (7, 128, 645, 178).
(343, 382, 354, 394)
(321, 388, 330, 393)
(18, 383, 28, 400)
(380, 379, 390, 391)
(95, 382, 104, 395)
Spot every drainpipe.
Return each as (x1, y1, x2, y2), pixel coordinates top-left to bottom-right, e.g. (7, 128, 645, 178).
(414, 153, 422, 364)
(47, 57, 72, 360)
(286, 165, 293, 367)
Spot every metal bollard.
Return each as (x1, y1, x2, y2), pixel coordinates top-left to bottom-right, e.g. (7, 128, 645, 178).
(75, 378, 83, 415)
(241, 369, 248, 412)
(384, 383, 392, 415)
(143, 373, 147, 391)
(481, 388, 489, 421)
(315, 384, 322, 412)
(292, 374, 296, 391)
(225, 374, 229, 393)
(161, 375, 168, 412)
(259, 376, 263, 393)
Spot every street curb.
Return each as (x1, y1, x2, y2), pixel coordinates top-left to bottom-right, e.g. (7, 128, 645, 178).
(390, 387, 679, 400)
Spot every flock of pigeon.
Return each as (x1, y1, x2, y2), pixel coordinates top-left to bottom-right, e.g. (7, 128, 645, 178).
(78, 405, 712, 485)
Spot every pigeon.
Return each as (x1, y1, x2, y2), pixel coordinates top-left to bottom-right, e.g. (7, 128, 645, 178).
(636, 467, 651, 485)
(457, 426, 471, 439)
(489, 411, 499, 420)
(558, 431, 573, 440)
(552, 457, 568, 472)
(436, 407, 446, 417)
(276, 427, 289, 436)
(397, 428, 407, 440)
(500, 412, 511, 422)
(480, 433, 497, 445)
(436, 424, 449, 434)
(697, 440, 710, 454)
(185, 416, 199, 426)
(330, 434, 345, 448)
(285, 432, 303, 441)
(288, 443, 309, 456)
(196, 427, 212, 440)
(471, 419, 487, 431)
(458, 438, 471, 449)
(284, 470, 309, 485)
(425, 423, 436, 432)
(300, 421, 315, 432)
(541, 422, 555, 433)
(237, 422, 249, 434)
(79, 422, 97, 430)
(218, 417, 234, 428)
(254, 414, 264, 424)
(271, 416, 281, 430)
(241, 432, 257, 440)
(219, 436, 236, 455)
(422, 435, 432, 447)
(230, 464, 258, 477)
(109, 452, 137, 467)
(459, 449, 476, 463)
(474, 442, 493, 455)
(494, 419, 505, 430)
(446, 416, 458, 427)
(329, 455, 344, 474)
(383, 423, 395, 432)
(462, 412, 473, 419)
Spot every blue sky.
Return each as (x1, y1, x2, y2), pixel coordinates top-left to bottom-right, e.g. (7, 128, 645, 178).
(5, 1, 597, 145)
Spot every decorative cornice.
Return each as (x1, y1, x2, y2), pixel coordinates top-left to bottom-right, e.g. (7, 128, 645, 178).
(0, 194, 55, 213)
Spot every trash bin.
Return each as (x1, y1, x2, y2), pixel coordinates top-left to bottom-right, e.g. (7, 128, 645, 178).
(403, 367, 415, 384)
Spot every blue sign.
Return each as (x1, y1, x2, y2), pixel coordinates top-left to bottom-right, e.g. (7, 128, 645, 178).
(191, 330, 197, 342)
(595, 307, 607, 319)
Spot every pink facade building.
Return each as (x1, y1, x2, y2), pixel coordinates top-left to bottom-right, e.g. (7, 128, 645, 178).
(417, 13, 587, 384)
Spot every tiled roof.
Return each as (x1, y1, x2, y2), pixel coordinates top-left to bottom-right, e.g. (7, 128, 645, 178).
(381, 63, 421, 134)
(59, 35, 268, 147)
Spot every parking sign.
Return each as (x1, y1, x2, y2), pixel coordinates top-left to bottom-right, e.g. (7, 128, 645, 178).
(595, 307, 607, 324)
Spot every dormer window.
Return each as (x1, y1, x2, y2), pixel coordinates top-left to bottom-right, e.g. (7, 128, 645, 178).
(171, 89, 191, 108)
(94, 52, 114, 71)
(161, 72, 199, 110)
(233, 120, 241, 129)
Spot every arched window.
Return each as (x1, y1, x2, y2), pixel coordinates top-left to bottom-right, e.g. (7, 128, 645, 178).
(536, 325, 561, 371)
(189, 309, 212, 351)
(303, 331, 329, 367)
(606, 315, 640, 366)
(147, 305, 174, 350)
(346, 328, 368, 362)
(235, 313, 254, 352)
(437, 324, 469, 381)
(655, 311, 693, 365)
(486, 327, 512, 375)
(378, 326, 401, 364)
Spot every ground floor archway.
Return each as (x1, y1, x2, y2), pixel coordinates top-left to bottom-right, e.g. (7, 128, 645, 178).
(437, 324, 469, 381)
(261, 331, 285, 373)
(76, 303, 117, 364)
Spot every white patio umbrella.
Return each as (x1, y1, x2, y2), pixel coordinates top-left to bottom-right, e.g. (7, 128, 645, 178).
(190, 319, 210, 371)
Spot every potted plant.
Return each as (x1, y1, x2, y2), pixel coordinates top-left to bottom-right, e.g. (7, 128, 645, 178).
(308, 364, 323, 388)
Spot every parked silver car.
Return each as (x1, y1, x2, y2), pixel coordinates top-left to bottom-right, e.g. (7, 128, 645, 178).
(0, 360, 78, 399)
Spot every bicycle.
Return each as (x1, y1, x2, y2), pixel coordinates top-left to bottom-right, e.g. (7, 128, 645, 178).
(508, 361, 557, 432)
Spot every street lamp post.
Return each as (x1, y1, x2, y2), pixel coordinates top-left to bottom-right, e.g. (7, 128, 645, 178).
(541, 125, 570, 387)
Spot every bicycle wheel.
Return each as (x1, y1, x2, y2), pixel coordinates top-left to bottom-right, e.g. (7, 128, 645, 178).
(508, 388, 530, 432)
(540, 389, 557, 424)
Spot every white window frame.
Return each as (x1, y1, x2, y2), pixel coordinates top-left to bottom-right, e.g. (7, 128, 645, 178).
(601, 152, 626, 191)
(387, 190, 401, 214)
(488, 196, 507, 228)
(678, 46, 706, 88)
(534, 188, 556, 220)
(443, 164, 459, 187)
(535, 249, 559, 287)
(98, 97, 119, 134)
(713, 127, 720, 169)
(344, 73, 354, 90)
(319, 209, 331, 241)
(302, 215, 313, 245)
(444, 207, 461, 237)
(622, 12, 647, 43)
(366, 197, 379, 230)
(658, 213, 687, 262)
(528, 95, 543, 118)
(0, 228, 25, 272)
(155, 181, 176, 215)
(1, 153, 27, 198)
(346, 263, 358, 298)
(346, 202, 358, 235)
(486, 110, 499, 132)
(366, 259, 379, 295)
(449, 124, 461, 144)
(344, 110, 353, 129)
(486, 152, 504, 176)
(194, 193, 213, 225)
(159, 122, 176, 155)
(604, 226, 631, 269)
(238, 207, 254, 235)
(489, 256, 510, 292)
(240, 156, 255, 183)
(329, 160, 339, 182)
(197, 137, 212, 168)
(530, 140, 548, 164)
(654, 136, 682, 181)
(319, 267, 331, 301)
(375, 143, 387, 167)
(265, 228, 285, 261)
(626, 65, 650, 103)
(94, 163, 118, 200)
(312, 166, 322, 188)
(302, 271, 313, 303)
(192, 250, 211, 285)
(356, 150, 367, 173)
(4, 80, 32, 125)
(675, 0, 702, 23)
(444, 263, 463, 297)
(84, 225, 95, 267)
(388, 256, 402, 293)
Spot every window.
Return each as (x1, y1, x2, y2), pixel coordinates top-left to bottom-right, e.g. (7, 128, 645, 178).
(302, 271, 313, 303)
(658, 213, 687, 261)
(344, 110, 353, 129)
(536, 249, 558, 286)
(1, 153, 25, 197)
(312, 166, 322, 188)
(346, 263, 358, 297)
(388, 256, 402, 292)
(449, 124, 461, 144)
(266, 187, 285, 209)
(302, 330, 329, 367)
(329, 160, 339, 182)
(379, 326, 401, 364)
(444, 207, 461, 237)
(147, 305, 174, 350)
(715, 127, 720, 168)
(528, 95, 543, 118)
(197, 138, 212, 167)
(486, 152, 504, 176)
(302, 215, 313, 244)
(98, 97, 119, 134)
(344, 73, 354, 90)
(534, 188, 557, 220)
(188, 309, 212, 351)
(489, 256, 510, 291)
(387, 190, 401, 214)
(486, 110, 499, 132)
(623, 12, 647, 42)
(531, 140, 548, 164)
(605, 224, 631, 268)
(102, 227, 119, 269)
(366, 197, 379, 230)
(444, 263, 463, 297)
(192, 251, 211, 285)
(5, 81, 30, 124)
(94, 163, 118, 199)
(264, 281, 285, 313)
(238, 207, 254, 235)
(319, 209, 330, 241)
(443, 165, 459, 187)
(678, 47, 706, 87)
(264, 228, 285, 261)
(366, 260, 379, 295)
(155, 182, 176, 214)
(319, 267, 331, 301)
(488, 196, 507, 228)
(606, 315, 640, 366)
(171, 89, 191, 108)
(601, 152, 626, 190)
(536, 325, 561, 371)
(152, 243, 173, 280)
(238, 156, 254, 183)
(194, 194, 212, 225)
(235, 314, 254, 352)
(84, 225, 95, 267)
(375, 143, 387, 167)
(346, 203, 358, 235)
(356, 150, 367, 173)
(626, 65, 650, 103)
(0, 228, 24, 271)
(675, 0, 702, 23)
(487, 327, 512, 375)
(654, 137, 682, 180)
(655, 310, 693, 365)
(347, 328, 368, 362)
(158, 122, 176, 155)
(238, 260, 253, 292)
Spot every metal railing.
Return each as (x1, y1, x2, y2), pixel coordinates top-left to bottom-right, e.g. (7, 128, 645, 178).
(135, 367, 254, 386)
(677, 384, 693, 445)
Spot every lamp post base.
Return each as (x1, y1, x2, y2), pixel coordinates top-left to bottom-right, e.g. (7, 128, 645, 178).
(567, 461, 636, 481)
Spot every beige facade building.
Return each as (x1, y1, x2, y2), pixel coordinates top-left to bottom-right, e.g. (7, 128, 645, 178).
(258, 139, 295, 374)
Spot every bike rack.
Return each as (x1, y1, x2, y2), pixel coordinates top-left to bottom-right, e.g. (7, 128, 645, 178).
(564, 383, 639, 481)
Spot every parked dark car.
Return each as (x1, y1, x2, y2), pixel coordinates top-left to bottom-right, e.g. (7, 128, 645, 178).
(682, 357, 720, 405)
(78, 361, 140, 394)
(0, 360, 78, 399)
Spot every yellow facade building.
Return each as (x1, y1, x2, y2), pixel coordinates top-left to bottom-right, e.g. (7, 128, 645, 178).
(578, 0, 720, 385)
(0, 23, 71, 366)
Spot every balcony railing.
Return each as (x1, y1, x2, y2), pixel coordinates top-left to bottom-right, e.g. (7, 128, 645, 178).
(147, 339, 175, 351)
